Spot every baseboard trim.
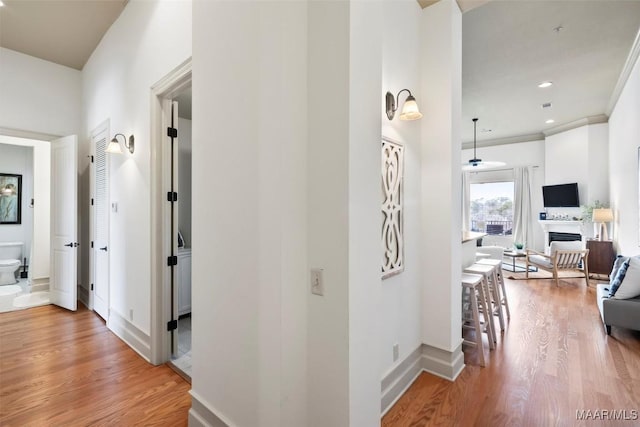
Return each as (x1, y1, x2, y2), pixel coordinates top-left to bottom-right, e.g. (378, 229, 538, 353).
(108, 310, 151, 362)
(380, 342, 466, 416)
(77, 285, 89, 308)
(381, 345, 423, 415)
(421, 342, 465, 381)
(189, 391, 233, 427)
(31, 278, 49, 293)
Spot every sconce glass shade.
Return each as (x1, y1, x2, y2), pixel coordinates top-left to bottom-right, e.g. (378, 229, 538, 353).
(105, 138, 123, 154)
(399, 95, 423, 120)
(592, 208, 613, 223)
(105, 133, 134, 154)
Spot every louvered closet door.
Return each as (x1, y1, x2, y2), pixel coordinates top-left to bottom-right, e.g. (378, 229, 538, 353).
(93, 130, 109, 321)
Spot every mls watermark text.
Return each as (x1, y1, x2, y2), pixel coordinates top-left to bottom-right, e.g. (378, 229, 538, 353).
(576, 409, 638, 421)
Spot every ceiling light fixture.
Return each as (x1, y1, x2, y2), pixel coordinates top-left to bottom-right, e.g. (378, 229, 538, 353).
(385, 89, 423, 121)
(538, 81, 553, 88)
(0, 1, 4, 7)
(545, 119, 555, 124)
(462, 118, 506, 171)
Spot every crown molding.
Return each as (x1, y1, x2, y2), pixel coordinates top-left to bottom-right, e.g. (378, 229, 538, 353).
(461, 132, 544, 150)
(542, 114, 609, 138)
(607, 27, 640, 116)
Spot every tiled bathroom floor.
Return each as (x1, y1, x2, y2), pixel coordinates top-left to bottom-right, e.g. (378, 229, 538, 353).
(0, 279, 49, 314)
(172, 316, 192, 377)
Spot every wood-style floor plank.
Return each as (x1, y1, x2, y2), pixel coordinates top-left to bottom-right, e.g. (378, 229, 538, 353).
(0, 304, 191, 426)
(383, 277, 640, 427)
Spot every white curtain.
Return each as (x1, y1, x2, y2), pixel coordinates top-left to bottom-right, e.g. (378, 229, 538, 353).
(513, 166, 533, 247)
(462, 171, 470, 232)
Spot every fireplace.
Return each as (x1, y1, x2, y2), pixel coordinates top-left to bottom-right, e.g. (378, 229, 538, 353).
(548, 231, 582, 245)
(538, 220, 585, 254)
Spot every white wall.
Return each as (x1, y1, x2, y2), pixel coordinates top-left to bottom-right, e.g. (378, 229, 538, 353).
(462, 140, 546, 250)
(0, 143, 33, 265)
(82, 0, 192, 333)
(609, 53, 640, 255)
(192, 1, 308, 426)
(545, 123, 609, 207)
(380, 0, 423, 378)
(348, 1, 383, 425)
(0, 48, 81, 137)
(420, 0, 463, 355)
(177, 118, 192, 248)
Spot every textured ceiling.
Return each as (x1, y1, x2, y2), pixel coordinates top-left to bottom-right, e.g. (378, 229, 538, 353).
(462, 0, 640, 145)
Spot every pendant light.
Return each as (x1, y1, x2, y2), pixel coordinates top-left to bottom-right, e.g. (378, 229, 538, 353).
(462, 118, 505, 171)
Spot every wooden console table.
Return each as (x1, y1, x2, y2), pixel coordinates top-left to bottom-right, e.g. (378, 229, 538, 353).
(586, 240, 615, 278)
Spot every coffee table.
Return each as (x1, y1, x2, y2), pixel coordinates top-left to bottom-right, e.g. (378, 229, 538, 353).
(503, 251, 537, 272)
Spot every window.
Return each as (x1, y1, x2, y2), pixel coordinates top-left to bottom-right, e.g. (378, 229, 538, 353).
(470, 181, 514, 235)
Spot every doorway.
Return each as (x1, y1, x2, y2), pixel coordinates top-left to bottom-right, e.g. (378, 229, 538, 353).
(170, 88, 193, 377)
(149, 58, 192, 370)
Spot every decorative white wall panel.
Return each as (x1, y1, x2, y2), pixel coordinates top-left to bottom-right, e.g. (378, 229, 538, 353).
(382, 137, 404, 279)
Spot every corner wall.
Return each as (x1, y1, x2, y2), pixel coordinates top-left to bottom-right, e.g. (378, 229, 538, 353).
(191, 1, 308, 425)
(609, 53, 640, 254)
(379, 0, 423, 389)
(420, 0, 463, 370)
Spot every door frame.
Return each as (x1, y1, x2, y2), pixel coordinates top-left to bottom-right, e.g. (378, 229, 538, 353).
(149, 58, 192, 365)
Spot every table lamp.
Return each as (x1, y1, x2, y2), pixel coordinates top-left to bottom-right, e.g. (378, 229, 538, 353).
(592, 208, 613, 241)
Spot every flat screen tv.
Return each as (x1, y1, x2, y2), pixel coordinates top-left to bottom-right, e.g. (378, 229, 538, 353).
(542, 183, 580, 207)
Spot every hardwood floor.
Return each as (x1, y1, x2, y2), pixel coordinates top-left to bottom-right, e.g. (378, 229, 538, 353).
(383, 277, 640, 427)
(0, 304, 191, 426)
(2, 278, 638, 426)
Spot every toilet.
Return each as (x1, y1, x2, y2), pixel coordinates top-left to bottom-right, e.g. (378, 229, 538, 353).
(0, 242, 23, 286)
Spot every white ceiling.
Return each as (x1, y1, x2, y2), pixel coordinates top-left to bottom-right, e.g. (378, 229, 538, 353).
(2, 0, 638, 146)
(0, 0, 126, 70)
(462, 0, 640, 145)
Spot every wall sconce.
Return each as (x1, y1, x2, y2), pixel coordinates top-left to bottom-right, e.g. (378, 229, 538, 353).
(105, 133, 135, 154)
(385, 89, 423, 121)
(592, 208, 613, 241)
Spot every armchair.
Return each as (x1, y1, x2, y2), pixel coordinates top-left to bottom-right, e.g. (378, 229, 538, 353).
(525, 241, 589, 287)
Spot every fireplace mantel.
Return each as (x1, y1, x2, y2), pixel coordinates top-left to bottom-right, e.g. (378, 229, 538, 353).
(538, 220, 585, 253)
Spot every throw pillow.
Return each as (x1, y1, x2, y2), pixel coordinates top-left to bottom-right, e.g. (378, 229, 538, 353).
(612, 256, 640, 300)
(609, 260, 630, 297)
(609, 255, 629, 285)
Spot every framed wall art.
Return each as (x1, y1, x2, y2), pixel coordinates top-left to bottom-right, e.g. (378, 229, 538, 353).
(381, 137, 404, 279)
(0, 173, 22, 225)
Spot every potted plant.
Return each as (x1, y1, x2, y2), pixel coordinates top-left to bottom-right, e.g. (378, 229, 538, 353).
(514, 242, 525, 253)
(581, 200, 608, 222)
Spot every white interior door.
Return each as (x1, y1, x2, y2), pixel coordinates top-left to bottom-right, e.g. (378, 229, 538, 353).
(92, 127, 109, 320)
(50, 135, 78, 311)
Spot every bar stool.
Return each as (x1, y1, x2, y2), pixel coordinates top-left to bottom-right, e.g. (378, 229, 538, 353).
(464, 263, 505, 335)
(461, 273, 492, 366)
(477, 258, 511, 320)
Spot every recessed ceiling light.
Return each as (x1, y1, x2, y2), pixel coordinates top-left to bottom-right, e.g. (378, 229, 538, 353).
(0, 1, 5, 6)
(545, 119, 555, 124)
(538, 81, 553, 88)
